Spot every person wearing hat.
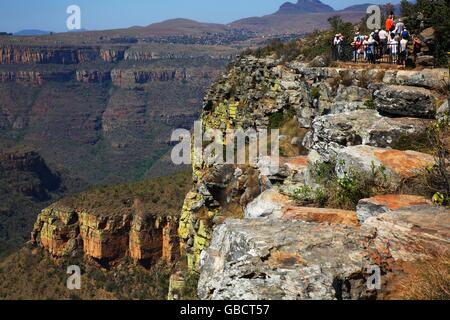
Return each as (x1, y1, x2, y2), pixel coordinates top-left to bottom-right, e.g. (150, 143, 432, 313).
(402, 28, 409, 40)
(394, 18, 405, 35)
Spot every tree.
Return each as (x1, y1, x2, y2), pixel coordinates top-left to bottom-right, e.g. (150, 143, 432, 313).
(400, 0, 413, 18)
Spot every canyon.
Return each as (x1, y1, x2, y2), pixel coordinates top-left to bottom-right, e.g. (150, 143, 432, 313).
(1, 0, 449, 301)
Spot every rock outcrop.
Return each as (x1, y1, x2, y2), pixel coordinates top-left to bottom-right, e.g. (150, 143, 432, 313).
(374, 85, 438, 118)
(336, 145, 434, 188)
(303, 110, 430, 159)
(176, 54, 449, 300)
(0, 45, 127, 65)
(32, 203, 179, 265)
(198, 218, 376, 300)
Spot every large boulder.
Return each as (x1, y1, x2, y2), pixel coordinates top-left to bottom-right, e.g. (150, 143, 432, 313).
(198, 219, 377, 300)
(336, 145, 434, 188)
(391, 69, 448, 89)
(436, 100, 449, 121)
(303, 110, 430, 159)
(374, 85, 438, 118)
(356, 194, 432, 223)
(244, 189, 292, 219)
(362, 205, 450, 263)
(258, 155, 309, 183)
(330, 85, 371, 114)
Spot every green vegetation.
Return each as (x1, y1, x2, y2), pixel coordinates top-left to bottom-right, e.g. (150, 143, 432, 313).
(401, 0, 450, 67)
(60, 170, 192, 217)
(0, 247, 171, 300)
(242, 39, 303, 63)
(181, 272, 200, 300)
(425, 112, 450, 206)
(268, 108, 296, 129)
(293, 158, 390, 210)
(363, 99, 376, 110)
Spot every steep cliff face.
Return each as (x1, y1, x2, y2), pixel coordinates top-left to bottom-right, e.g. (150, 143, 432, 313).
(31, 204, 178, 264)
(31, 171, 191, 267)
(0, 147, 66, 257)
(176, 54, 449, 299)
(0, 45, 127, 64)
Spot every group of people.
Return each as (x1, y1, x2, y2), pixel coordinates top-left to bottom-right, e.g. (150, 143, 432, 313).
(333, 13, 423, 66)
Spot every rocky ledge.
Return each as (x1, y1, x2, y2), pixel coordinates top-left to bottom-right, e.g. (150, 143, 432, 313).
(31, 203, 179, 266)
(175, 55, 449, 299)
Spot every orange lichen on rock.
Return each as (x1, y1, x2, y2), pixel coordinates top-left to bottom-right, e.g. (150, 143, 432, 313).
(373, 149, 434, 179)
(281, 206, 359, 227)
(364, 194, 432, 211)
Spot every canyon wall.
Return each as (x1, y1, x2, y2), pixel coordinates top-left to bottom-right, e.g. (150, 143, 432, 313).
(173, 55, 449, 299)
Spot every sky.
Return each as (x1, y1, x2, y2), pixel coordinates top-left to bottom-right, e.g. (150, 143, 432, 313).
(0, 0, 394, 33)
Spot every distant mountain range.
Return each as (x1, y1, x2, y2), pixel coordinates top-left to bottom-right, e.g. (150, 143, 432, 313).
(14, 29, 52, 36)
(230, 0, 374, 35)
(276, 0, 334, 14)
(12, 1, 403, 38)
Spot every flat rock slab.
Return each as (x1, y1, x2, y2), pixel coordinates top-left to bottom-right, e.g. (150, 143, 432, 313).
(383, 69, 449, 89)
(357, 194, 432, 223)
(336, 145, 434, 187)
(198, 219, 376, 300)
(362, 206, 450, 263)
(281, 206, 359, 227)
(258, 156, 309, 181)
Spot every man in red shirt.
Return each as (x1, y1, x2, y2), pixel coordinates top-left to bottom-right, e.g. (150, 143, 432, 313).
(386, 14, 395, 32)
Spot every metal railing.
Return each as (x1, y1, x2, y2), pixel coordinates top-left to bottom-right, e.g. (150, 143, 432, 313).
(332, 43, 409, 65)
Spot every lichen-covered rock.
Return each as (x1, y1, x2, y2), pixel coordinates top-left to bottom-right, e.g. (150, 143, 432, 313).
(436, 100, 449, 121)
(386, 69, 449, 90)
(330, 85, 371, 114)
(356, 194, 433, 223)
(362, 206, 450, 263)
(245, 189, 292, 218)
(198, 219, 377, 300)
(336, 145, 434, 188)
(280, 206, 359, 227)
(374, 85, 438, 118)
(303, 110, 429, 159)
(32, 203, 179, 264)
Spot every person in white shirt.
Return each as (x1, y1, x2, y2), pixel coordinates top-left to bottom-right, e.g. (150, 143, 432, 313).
(399, 36, 408, 65)
(389, 35, 399, 63)
(379, 29, 388, 55)
(394, 18, 405, 35)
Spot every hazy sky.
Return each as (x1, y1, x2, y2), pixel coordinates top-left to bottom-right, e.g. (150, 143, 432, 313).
(0, 0, 394, 33)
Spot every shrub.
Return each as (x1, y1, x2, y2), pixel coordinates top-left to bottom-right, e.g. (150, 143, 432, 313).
(364, 99, 376, 110)
(301, 158, 390, 210)
(181, 272, 200, 300)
